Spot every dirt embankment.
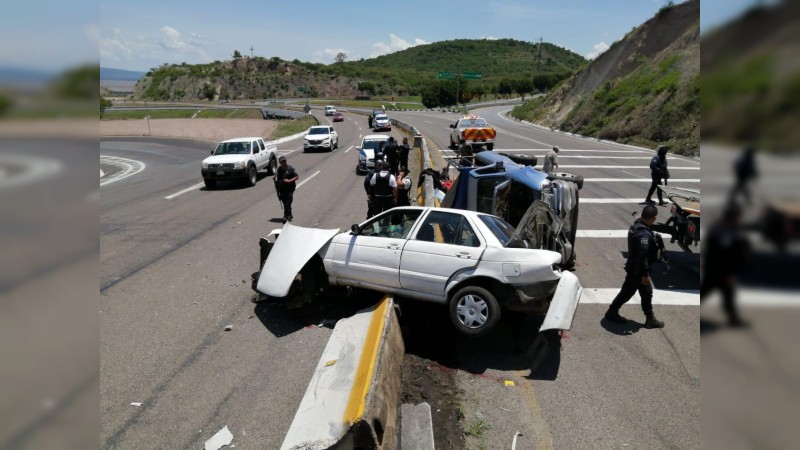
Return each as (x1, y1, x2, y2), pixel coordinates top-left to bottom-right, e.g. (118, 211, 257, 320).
(100, 118, 278, 143)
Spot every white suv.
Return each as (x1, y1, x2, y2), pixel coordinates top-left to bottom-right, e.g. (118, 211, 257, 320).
(324, 105, 336, 116)
(303, 125, 338, 152)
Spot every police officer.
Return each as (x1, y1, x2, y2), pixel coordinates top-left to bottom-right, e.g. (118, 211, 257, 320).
(275, 155, 299, 222)
(396, 167, 412, 207)
(604, 204, 666, 328)
(369, 161, 397, 215)
(646, 145, 669, 206)
(457, 138, 474, 165)
(384, 136, 400, 175)
(363, 164, 377, 219)
(542, 145, 560, 174)
(399, 137, 411, 170)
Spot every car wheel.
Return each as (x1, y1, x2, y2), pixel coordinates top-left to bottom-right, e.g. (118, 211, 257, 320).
(487, 144, 494, 151)
(203, 178, 216, 189)
(267, 157, 277, 176)
(246, 165, 257, 187)
(449, 286, 501, 337)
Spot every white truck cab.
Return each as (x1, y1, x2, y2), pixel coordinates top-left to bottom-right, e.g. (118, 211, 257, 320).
(324, 105, 336, 116)
(201, 137, 278, 189)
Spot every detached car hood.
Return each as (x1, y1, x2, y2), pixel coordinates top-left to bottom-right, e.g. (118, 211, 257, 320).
(256, 223, 340, 297)
(203, 154, 249, 164)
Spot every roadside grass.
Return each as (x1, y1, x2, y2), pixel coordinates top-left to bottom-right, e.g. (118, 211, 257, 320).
(309, 98, 425, 110)
(101, 109, 197, 120)
(464, 419, 490, 438)
(270, 115, 318, 139)
(454, 404, 465, 421)
(195, 109, 264, 119)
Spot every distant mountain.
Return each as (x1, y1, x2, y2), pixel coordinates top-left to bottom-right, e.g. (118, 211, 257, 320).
(514, 0, 699, 155)
(100, 67, 146, 81)
(0, 66, 56, 82)
(134, 39, 586, 102)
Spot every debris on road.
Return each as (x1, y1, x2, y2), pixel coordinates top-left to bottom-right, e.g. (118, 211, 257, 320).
(224, 325, 233, 331)
(504, 380, 516, 387)
(204, 425, 233, 450)
(130, 402, 142, 407)
(325, 359, 337, 367)
(511, 431, 524, 450)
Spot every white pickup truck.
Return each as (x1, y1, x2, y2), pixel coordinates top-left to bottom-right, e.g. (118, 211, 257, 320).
(201, 137, 278, 189)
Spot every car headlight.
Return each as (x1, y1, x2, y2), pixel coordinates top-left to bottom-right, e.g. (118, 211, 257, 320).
(234, 161, 246, 169)
(202, 162, 208, 169)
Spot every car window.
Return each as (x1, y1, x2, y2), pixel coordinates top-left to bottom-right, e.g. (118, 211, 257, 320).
(479, 215, 528, 248)
(308, 128, 328, 135)
(258, 140, 265, 150)
(362, 139, 387, 150)
(359, 209, 422, 239)
(416, 211, 480, 247)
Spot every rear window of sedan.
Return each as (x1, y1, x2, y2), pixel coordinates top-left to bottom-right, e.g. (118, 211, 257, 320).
(362, 139, 387, 150)
(478, 215, 528, 248)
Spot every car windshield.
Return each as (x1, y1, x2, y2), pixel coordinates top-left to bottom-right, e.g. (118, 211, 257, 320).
(375, 115, 388, 121)
(359, 209, 422, 239)
(308, 128, 329, 135)
(362, 139, 386, 150)
(478, 215, 529, 248)
(215, 142, 251, 155)
(459, 119, 487, 127)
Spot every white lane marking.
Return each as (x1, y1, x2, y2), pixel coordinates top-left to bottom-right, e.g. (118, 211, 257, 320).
(581, 288, 699, 306)
(281, 147, 304, 158)
(583, 178, 700, 183)
(581, 198, 650, 204)
(425, 121, 433, 124)
(344, 145, 354, 154)
(164, 181, 205, 199)
(621, 170, 641, 178)
(100, 155, 146, 187)
(491, 125, 551, 146)
(704, 288, 800, 308)
(296, 170, 321, 189)
(558, 165, 699, 170)
(0, 154, 63, 188)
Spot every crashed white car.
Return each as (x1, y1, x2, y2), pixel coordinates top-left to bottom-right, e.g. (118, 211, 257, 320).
(257, 206, 582, 337)
(356, 134, 390, 174)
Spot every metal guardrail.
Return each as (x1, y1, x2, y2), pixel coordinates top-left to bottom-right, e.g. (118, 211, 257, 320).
(260, 107, 306, 119)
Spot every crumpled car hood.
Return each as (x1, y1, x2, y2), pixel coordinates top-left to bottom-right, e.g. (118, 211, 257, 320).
(256, 223, 340, 297)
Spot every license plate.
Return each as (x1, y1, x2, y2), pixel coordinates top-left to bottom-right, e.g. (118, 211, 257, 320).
(216, 170, 225, 175)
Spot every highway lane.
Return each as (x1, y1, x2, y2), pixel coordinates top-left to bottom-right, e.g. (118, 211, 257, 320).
(390, 106, 700, 449)
(99, 113, 410, 448)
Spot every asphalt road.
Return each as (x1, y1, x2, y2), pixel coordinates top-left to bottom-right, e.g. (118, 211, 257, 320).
(100, 107, 700, 449)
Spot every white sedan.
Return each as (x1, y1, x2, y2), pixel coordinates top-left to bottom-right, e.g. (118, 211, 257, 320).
(257, 206, 582, 337)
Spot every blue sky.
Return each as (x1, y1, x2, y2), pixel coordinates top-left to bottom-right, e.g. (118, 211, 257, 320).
(0, 1, 751, 73)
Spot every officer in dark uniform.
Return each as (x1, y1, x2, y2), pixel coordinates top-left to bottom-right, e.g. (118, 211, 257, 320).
(363, 164, 377, 219)
(645, 145, 669, 206)
(384, 136, 400, 174)
(275, 155, 299, 222)
(399, 137, 411, 170)
(605, 204, 666, 328)
(369, 161, 397, 215)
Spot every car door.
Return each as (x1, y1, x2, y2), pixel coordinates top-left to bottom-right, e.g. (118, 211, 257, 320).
(329, 127, 338, 147)
(400, 210, 484, 297)
(251, 139, 264, 169)
(330, 209, 423, 288)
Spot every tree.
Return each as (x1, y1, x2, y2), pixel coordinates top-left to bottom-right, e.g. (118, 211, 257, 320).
(512, 79, 534, 100)
(233, 50, 242, 59)
(498, 79, 514, 97)
(358, 81, 376, 95)
(335, 52, 347, 64)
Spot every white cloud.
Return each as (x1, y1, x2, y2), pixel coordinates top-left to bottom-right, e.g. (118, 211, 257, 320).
(160, 26, 188, 50)
(311, 48, 351, 64)
(586, 41, 610, 60)
(480, 36, 499, 40)
(369, 34, 428, 58)
(100, 26, 210, 67)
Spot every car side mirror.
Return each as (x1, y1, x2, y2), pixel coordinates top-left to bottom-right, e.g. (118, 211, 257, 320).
(449, 124, 456, 128)
(350, 224, 361, 235)
(210, 150, 214, 155)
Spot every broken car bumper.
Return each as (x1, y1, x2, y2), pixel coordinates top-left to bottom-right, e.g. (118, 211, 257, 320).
(539, 271, 582, 332)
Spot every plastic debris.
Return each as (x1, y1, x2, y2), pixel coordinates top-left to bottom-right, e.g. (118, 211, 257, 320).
(224, 325, 233, 331)
(325, 359, 337, 367)
(475, 410, 484, 420)
(511, 431, 524, 450)
(204, 425, 233, 450)
(504, 380, 515, 387)
(130, 402, 142, 407)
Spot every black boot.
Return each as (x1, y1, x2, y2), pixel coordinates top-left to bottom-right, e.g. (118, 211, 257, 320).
(605, 308, 627, 324)
(644, 313, 665, 329)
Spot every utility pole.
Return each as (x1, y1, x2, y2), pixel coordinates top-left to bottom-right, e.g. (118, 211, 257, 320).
(536, 37, 543, 69)
(250, 46, 254, 58)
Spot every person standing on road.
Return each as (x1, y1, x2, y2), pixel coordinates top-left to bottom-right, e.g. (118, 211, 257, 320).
(457, 138, 474, 165)
(731, 145, 757, 205)
(384, 136, 400, 175)
(700, 202, 749, 327)
(275, 155, 299, 222)
(604, 204, 666, 329)
(645, 145, 669, 206)
(396, 167, 412, 207)
(399, 137, 411, 171)
(368, 112, 374, 129)
(369, 161, 397, 215)
(363, 164, 377, 219)
(542, 145, 560, 174)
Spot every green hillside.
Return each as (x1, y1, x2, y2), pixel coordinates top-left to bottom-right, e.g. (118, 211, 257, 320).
(133, 39, 586, 103)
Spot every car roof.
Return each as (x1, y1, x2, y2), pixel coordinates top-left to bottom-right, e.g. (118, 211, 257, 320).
(221, 137, 263, 143)
(309, 125, 332, 129)
(375, 114, 388, 118)
(363, 134, 390, 140)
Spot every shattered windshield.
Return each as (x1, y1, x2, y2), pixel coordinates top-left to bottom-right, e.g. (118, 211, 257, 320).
(479, 215, 529, 248)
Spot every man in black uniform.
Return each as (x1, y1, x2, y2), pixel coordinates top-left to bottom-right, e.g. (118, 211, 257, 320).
(369, 161, 397, 215)
(399, 137, 411, 170)
(605, 204, 666, 328)
(275, 155, 299, 222)
(645, 145, 669, 206)
(384, 136, 400, 175)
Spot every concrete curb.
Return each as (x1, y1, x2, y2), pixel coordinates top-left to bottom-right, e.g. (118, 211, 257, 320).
(280, 296, 404, 450)
(400, 403, 435, 450)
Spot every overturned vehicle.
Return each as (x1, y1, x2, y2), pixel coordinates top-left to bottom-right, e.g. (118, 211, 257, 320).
(441, 151, 583, 268)
(254, 206, 582, 337)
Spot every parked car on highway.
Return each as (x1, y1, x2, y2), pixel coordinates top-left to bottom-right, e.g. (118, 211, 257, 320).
(373, 114, 391, 131)
(324, 105, 336, 116)
(449, 115, 496, 151)
(356, 134, 390, 174)
(201, 137, 277, 189)
(255, 206, 583, 337)
(303, 125, 339, 152)
(332, 112, 344, 122)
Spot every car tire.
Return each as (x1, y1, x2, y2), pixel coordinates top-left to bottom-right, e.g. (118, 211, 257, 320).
(266, 157, 277, 176)
(449, 286, 501, 337)
(246, 165, 257, 187)
(203, 178, 216, 189)
(487, 144, 494, 151)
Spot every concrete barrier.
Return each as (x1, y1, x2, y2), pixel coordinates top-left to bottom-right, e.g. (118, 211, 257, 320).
(281, 296, 404, 450)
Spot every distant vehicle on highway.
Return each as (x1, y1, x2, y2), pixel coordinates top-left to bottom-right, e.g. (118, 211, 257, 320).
(303, 125, 339, 152)
(324, 105, 336, 116)
(201, 137, 277, 189)
(356, 134, 390, 174)
(255, 206, 583, 337)
(449, 115, 496, 151)
(332, 112, 344, 122)
(373, 114, 391, 131)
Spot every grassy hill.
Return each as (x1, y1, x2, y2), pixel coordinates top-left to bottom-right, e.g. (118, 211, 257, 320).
(132, 39, 586, 103)
(512, 0, 699, 155)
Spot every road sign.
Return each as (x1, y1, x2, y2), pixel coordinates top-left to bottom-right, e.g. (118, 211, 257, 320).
(303, 104, 311, 113)
(437, 71, 456, 80)
(462, 72, 483, 80)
